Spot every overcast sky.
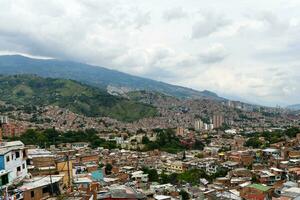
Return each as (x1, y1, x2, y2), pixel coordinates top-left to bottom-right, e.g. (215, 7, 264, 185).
(1, 0, 300, 106)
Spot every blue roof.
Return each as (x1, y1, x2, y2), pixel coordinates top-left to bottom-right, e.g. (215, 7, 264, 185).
(91, 170, 104, 182)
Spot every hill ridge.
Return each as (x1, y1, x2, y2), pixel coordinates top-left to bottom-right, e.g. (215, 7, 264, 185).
(0, 55, 223, 100)
(0, 74, 157, 122)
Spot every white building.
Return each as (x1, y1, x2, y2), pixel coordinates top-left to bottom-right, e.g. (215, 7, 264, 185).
(208, 124, 214, 130)
(0, 141, 28, 187)
(0, 116, 8, 124)
(131, 171, 149, 182)
(204, 123, 208, 130)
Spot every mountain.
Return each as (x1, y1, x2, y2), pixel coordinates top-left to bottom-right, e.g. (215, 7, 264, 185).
(0, 74, 157, 122)
(287, 104, 300, 111)
(0, 55, 223, 100)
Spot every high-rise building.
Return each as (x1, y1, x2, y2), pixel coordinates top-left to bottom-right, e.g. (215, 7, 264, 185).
(176, 127, 185, 136)
(213, 114, 224, 129)
(227, 100, 234, 107)
(194, 120, 204, 131)
(0, 116, 8, 124)
(204, 123, 208, 130)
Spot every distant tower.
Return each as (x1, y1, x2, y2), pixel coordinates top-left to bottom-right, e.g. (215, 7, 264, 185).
(176, 127, 184, 136)
(0, 116, 8, 124)
(213, 114, 224, 129)
(227, 101, 232, 107)
(3, 116, 8, 124)
(194, 120, 204, 131)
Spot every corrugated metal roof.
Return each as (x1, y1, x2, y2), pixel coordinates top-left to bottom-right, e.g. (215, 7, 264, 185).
(248, 184, 271, 192)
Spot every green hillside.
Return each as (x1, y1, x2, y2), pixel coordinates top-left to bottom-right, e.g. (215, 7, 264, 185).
(0, 75, 157, 122)
(0, 55, 224, 100)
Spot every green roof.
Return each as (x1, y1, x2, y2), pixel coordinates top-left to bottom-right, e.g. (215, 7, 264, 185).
(248, 184, 271, 192)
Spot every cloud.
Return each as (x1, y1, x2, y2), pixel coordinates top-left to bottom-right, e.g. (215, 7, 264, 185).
(0, 50, 53, 59)
(253, 35, 300, 64)
(191, 12, 230, 38)
(134, 11, 151, 29)
(0, 0, 300, 105)
(198, 44, 227, 64)
(163, 7, 188, 21)
(182, 65, 300, 106)
(256, 11, 290, 34)
(112, 45, 197, 80)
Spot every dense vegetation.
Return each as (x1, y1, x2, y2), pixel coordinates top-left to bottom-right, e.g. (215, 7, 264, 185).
(6, 128, 116, 149)
(142, 167, 228, 185)
(142, 129, 184, 153)
(142, 129, 205, 153)
(0, 75, 157, 122)
(244, 127, 300, 148)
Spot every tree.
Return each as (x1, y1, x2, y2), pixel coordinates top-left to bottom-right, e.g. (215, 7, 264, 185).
(178, 169, 209, 185)
(179, 190, 190, 200)
(98, 163, 104, 169)
(245, 137, 262, 148)
(212, 167, 228, 179)
(285, 127, 300, 138)
(143, 129, 184, 153)
(142, 136, 150, 144)
(15, 128, 117, 150)
(252, 175, 258, 183)
(142, 167, 159, 182)
(168, 173, 179, 185)
(160, 171, 169, 184)
(19, 129, 47, 147)
(193, 140, 205, 150)
(105, 163, 113, 175)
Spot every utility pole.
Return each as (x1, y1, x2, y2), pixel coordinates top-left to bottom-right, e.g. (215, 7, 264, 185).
(4, 186, 8, 200)
(49, 166, 54, 196)
(66, 153, 71, 188)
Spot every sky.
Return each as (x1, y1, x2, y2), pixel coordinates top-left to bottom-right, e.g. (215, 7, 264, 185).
(0, 0, 300, 106)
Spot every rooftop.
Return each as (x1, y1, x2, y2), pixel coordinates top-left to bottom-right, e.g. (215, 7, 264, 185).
(262, 148, 279, 153)
(97, 185, 145, 199)
(248, 184, 271, 192)
(19, 175, 63, 191)
(27, 148, 55, 158)
(154, 195, 171, 200)
(0, 141, 25, 155)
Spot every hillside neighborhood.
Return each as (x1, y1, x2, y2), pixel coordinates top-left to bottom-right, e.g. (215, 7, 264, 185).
(1, 0, 300, 199)
(1, 97, 300, 199)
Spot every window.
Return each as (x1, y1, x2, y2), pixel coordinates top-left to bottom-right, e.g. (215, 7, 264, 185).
(6, 156, 10, 162)
(0, 174, 9, 186)
(42, 187, 49, 194)
(17, 166, 21, 172)
(22, 164, 25, 169)
(31, 191, 34, 198)
(16, 151, 20, 158)
(23, 150, 27, 158)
